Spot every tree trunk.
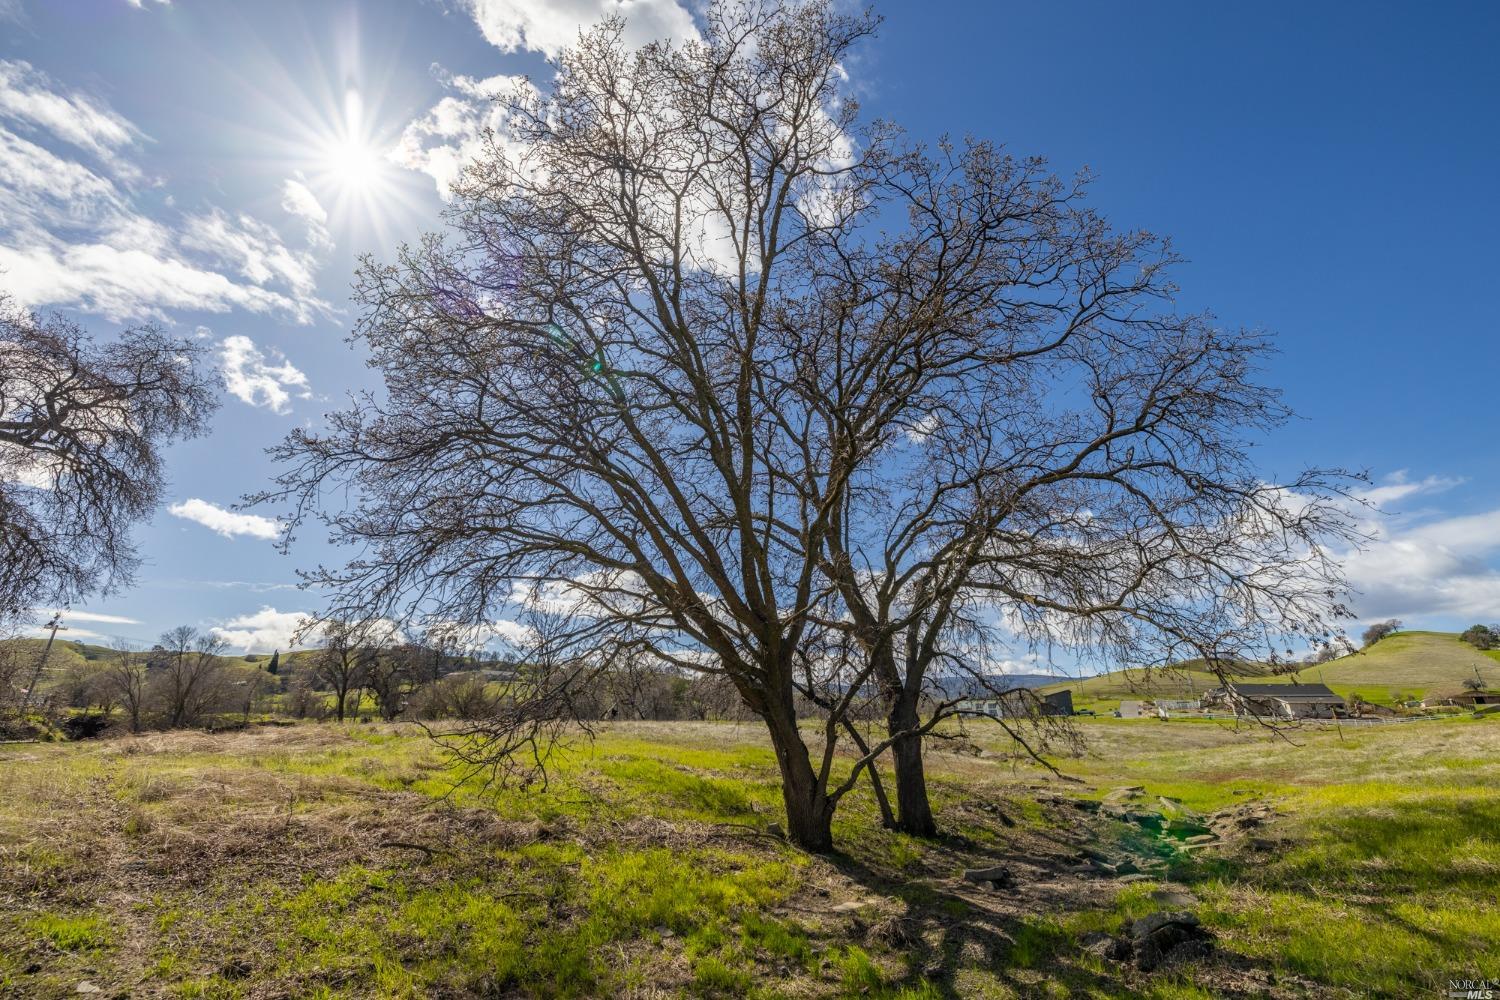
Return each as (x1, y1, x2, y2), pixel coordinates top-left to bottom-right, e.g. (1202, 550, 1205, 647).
(839, 717, 897, 829)
(888, 693, 937, 836)
(761, 705, 834, 852)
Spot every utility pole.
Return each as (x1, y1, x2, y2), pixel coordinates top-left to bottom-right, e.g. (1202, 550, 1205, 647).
(19, 612, 66, 714)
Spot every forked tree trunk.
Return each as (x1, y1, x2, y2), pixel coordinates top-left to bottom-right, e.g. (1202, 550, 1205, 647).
(887, 692, 937, 836)
(762, 705, 835, 852)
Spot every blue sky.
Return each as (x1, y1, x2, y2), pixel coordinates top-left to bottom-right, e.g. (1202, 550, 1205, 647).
(3, 0, 1497, 656)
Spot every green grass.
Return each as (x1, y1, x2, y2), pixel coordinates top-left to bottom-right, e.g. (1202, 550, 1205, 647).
(28, 913, 111, 952)
(990, 713, 1500, 996)
(2, 716, 1497, 997)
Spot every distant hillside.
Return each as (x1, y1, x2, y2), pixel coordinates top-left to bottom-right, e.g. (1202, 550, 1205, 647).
(926, 672, 1090, 698)
(1, 636, 272, 668)
(1040, 631, 1500, 707)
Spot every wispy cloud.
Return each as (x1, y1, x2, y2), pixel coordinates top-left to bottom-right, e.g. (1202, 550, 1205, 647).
(217, 334, 311, 414)
(31, 608, 142, 625)
(1340, 472, 1500, 625)
(1358, 470, 1463, 510)
(280, 177, 333, 252)
(153, 579, 301, 594)
(0, 60, 332, 323)
(167, 498, 281, 541)
(0, 59, 142, 161)
(26, 623, 107, 641)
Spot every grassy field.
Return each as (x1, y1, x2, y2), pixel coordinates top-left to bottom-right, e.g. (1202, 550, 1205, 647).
(3, 713, 1497, 998)
(1041, 630, 1500, 711)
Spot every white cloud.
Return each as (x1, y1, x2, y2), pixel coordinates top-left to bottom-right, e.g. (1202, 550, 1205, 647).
(1343, 508, 1500, 623)
(0, 239, 311, 322)
(280, 178, 327, 227)
(30, 608, 142, 625)
(26, 623, 107, 641)
(0, 121, 119, 220)
(211, 606, 313, 653)
(428, 618, 535, 651)
(216, 334, 311, 414)
(0, 60, 142, 162)
(463, 0, 696, 58)
(181, 210, 323, 303)
(168, 498, 281, 541)
(280, 177, 333, 253)
(488, 619, 532, 645)
(1329, 471, 1500, 625)
(0, 63, 331, 323)
(396, 0, 698, 198)
(391, 71, 530, 198)
(1358, 470, 1463, 510)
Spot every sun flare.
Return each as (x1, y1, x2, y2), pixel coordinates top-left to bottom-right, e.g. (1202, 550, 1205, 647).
(319, 87, 382, 193)
(323, 135, 381, 191)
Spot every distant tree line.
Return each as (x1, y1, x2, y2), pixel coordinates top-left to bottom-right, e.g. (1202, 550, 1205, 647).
(0, 621, 772, 736)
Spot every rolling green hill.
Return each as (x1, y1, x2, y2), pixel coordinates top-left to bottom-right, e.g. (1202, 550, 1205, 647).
(1043, 630, 1500, 709)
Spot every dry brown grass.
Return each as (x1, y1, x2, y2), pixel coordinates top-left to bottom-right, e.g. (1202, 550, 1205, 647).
(4, 718, 1489, 999)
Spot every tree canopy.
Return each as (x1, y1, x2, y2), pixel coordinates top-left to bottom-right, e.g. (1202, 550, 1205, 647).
(0, 301, 219, 624)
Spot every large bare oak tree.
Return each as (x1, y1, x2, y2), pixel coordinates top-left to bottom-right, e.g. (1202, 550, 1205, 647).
(263, 1, 1354, 850)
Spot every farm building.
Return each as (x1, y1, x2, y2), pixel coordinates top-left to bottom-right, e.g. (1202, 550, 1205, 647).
(1215, 682, 1346, 720)
(961, 689, 1074, 718)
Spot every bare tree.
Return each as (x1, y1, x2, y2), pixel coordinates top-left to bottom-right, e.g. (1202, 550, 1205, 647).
(0, 635, 25, 714)
(261, 2, 924, 850)
(260, 2, 1354, 849)
(309, 620, 376, 723)
(154, 626, 230, 729)
(788, 140, 1359, 832)
(0, 302, 218, 625)
(104, 643, 148, 734)
(414, 674, 501, 721)
(365, 643, 433, 721)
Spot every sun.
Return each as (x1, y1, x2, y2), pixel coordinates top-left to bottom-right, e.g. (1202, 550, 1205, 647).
(323, 135, 381, 192)
(266, 63, 422, 243)
(319, 87, 382, 193)
(295, 82, 417, 241)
